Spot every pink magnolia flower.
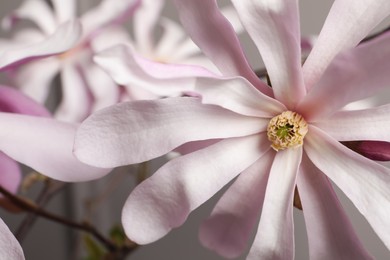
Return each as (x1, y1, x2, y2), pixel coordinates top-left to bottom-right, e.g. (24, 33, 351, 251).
(1, 0, 140, 122)
(75, 0, 390, 259)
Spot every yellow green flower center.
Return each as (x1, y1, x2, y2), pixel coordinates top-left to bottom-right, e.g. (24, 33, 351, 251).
(267, 111, 308, 151)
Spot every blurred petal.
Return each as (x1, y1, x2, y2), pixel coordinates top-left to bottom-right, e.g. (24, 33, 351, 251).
(247, 147, 302, 260)
(0, 152, 22, 195)
(2, 0, 56, 34)
(90, 26, 131, 53)
(313, 104, 390, 141)
(305, 126, 390, 250)
(231, 0, 305, 108)
(0, 218, 24, 260)
(199, 150, 274, 258)
(0, 113, 111, 182)
(303, 0, 390, 90)
(221, 5, 243, 34)
(299, 32, 390, 120)
(55, 63, 92, 122)
(0, 19, 82, 71)
(122, 134, 271, 244)
(195, 76, 286, 117)
(298, 154, 372, 260)
(75, 97, 268, 167)
(51, 0, 76, 23)
(0, 85, 50, 116)
(172, 0, 272, 96)
(14, 59, 60, 103)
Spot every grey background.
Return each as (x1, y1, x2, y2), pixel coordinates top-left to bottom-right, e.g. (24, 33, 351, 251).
(1, 0, 390, 259)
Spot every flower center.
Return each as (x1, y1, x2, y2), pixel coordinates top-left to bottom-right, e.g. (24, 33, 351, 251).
(267, 111, 308, 151)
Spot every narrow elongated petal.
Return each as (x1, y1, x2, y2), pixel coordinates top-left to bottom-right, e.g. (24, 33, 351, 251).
(172, 0, 272, 96)
(195, 76, 286, 118)
(0, 113, 111, 182)
(94, 44, 216, 96)
(312, 104, 390, 141)
(298, 154, 372, 260)
(15, 59, 60, 103)
(0, 152, 21, 195)
(299, 32, 390, 120)
(231, 0, 305, 107)
(74, 97, 268, 167)
(199, 150, 274, 258)
(0, 218, 24, 260)
(0, 20, 82, 71)
(248, 147, 302, 260)
(0, 85, 50, 116)
(2, 0, 56, 34)
(305, 126, 390, 250)
(303, 0, 390, 90)
(54, 63, 92, 122)
(122, 134, 270, 244)
(51, 0, 76, 23)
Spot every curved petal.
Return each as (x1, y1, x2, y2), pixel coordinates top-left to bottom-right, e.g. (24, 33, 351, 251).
(0, 85, 50, 116)
(14, 58, 60, 103)
(199, 150, 274, 258)
(90, 26, 131, 53)
(303, 0, 390, 90)
(54, 63, 92, 123)
(305, 125, 390, 251)
(51, 0, 76, 23)
(247, 147, 302, 260)
(298, 153, 373, 260)
(74, 97, 268, 167)
(231, 0, 305, 108)
(0, 113, 111, 182)
(0, 218, 24, 260)
(195, 76, 286, 117)
(2, 0, 56, 34)
(0, 19, 82, 71)
(0, 152, 22, 195)
(312, 104, 390, 142)
(94, 44, 216, 97)
(122, 133, 271, 244)
(220, 5, 243, 34)
(172, 0, 272, 96)
(299, 32, 390, 120)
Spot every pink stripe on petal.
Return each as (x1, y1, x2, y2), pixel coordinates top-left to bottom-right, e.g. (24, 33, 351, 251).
(247, 147, 302, 260)
(298, 154, 372, 260)
(0, 218, 24, 260)
(74, 97, 268, 168)
(122, 134, 270, 244)
(305, 126, 390, 251)
(199, 150, 274, 258)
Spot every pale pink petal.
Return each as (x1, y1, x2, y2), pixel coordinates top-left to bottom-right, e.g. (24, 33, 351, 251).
(14, 58, 60, 103)
(220, 5, 243, 34)
(0, 20, 82, 71)
(312, 105, 390, 141)
(303, 0, 390, 90)
(80, 0, 141, 37)
(247, 147, 302, 260)
(305, 126, 390, 250)
(0, 218, 24, 260)
(0, 113, 111, 182)
(231, 0, 305, 108)
(2, 0, 56, 34)
(90, 26, 131, 53)
(74, 97, 268, 168)
(54, 63, 92, 122)
(172, 0, 272, 96)
(199, 150, 274, 258)
(51, 0, 76, 23)
(94, 44, 216, 97)
(173, 139, 221, 156)
(133, 0, 164, 54)
(195, 76, 286, 117)
(0, 85, 50, 116)
(0, 152, 22, 195)
(122, 134, 271, 244)
(298, 32, 390, 120)
(298, 154, 372, 260)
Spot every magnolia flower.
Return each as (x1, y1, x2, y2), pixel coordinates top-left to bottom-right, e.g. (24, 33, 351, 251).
(75, 0, 390, 259)
(1, 0, 140, 122)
